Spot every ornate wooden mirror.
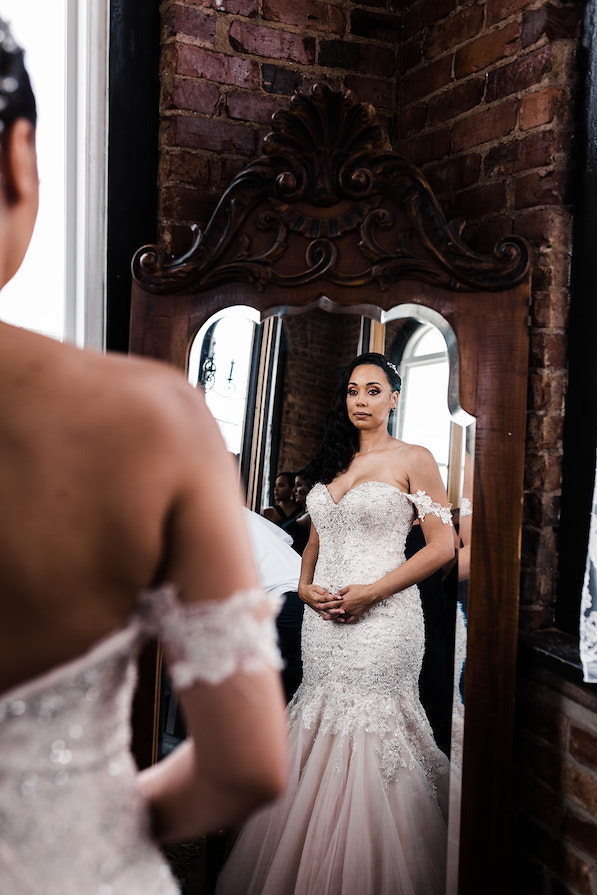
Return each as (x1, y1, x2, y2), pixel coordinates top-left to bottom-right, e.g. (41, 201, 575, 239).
(130, 85, 530, 895)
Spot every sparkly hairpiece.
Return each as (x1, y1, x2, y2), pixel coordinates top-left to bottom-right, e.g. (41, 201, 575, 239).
(385, 359, 400, 377)
(0, 19, 31, 134)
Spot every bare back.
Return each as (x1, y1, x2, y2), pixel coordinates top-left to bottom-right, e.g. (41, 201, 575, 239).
(0, 323, 257, 692)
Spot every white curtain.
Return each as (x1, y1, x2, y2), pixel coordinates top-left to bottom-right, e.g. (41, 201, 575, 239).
(580, 447, 597, 681)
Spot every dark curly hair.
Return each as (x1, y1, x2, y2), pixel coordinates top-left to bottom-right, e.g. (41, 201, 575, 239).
(0, 19, 36, 134)
(304, 353, 401, 485)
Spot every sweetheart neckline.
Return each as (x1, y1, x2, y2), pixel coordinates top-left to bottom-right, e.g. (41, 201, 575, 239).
(319, 480, 413, 506)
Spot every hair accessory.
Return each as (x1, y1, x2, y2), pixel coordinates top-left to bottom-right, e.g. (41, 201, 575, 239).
(0, 18, 35, 134)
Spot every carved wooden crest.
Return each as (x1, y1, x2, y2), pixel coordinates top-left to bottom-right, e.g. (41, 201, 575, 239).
(133, 84, 529, 294)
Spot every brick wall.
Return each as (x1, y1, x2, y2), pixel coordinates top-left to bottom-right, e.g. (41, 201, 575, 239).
(513, 664, 597, 894)
(275, 312, 361, 475)
(395, 0, 581, 630)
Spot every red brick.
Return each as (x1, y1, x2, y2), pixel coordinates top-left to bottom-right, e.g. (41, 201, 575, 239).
(528, 368, 567, 414)
(487, 0, 533, 27)
(397, 36, 423, 75)
(176, 115, 256, 154)
(229, 21, 316, 64)
(529, 330, 567, 369)
(555, 851, 595, 895)
(523, 492, 561, 528)
(425, 5, 484, 59)
(532, 290, 569, 329)
(318, 40, 396, 77)
(564, 761, 597, 816)
(427, 78, 484, 125)
(570, 726, 597, 771)
(397, 102, 427, 138)
(452, 100, 518, 151)
(522, 3, 582, 50)
(264, 0, 345, 35)
(486, 131, 566, 177)
(183, 0, 258, 14)
(486, 45, 553, 102)
(402, 0, 457, 41)
(402, 56, 453, 105)
(160, 149, 211, 186)
(516, 207, 573, 250)
(515, 170, 568, 209)
(344, 75, 396, 110)
(226, 90, 288, 124)
(397, 126, 451, 166)
(173, 6, 216, 43)
(262, 64, 301, 95)
(161, 184, 210, 221)
(562, 809, 597, 857)
(176, 44, 260, 88)
(455, 21, 520, 78)
(449, 181, 508, 221)
(172, 78, 220, 114)
(520, 86, 568, 130)
(525, 413, 564, 458)
(532, 253, 571, 292)
(350, 9, 401, 42)
(524, 450, 563, 490)
(425, 153, 481, 195)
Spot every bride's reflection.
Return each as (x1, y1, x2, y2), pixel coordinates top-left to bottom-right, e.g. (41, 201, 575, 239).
(181, 306, 473, 894)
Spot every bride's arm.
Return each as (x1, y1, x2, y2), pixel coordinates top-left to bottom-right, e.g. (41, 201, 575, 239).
(336, 446, 454, 621)
(298, 525, 344, 619)
(137, 378, 287, 842)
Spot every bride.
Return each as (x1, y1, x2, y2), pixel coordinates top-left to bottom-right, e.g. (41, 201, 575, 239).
(0, 21, 287, 893)
(216, 352, 455, 895)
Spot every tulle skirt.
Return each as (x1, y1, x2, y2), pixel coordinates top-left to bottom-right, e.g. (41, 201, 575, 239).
(215, 697, 449, 895)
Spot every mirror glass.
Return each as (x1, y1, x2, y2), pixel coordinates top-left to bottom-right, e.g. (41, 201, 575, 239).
(182, 303, 474, 891)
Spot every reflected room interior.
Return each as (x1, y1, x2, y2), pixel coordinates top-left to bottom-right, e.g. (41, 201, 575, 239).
(159, 302, 473, 889)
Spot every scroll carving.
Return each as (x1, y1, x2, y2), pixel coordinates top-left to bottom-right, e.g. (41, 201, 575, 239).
(133, 84, 529, 295)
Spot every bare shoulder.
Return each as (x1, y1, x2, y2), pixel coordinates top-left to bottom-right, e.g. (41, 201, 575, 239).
(57, 341, 216, 450)
(389, 441, 444, 491)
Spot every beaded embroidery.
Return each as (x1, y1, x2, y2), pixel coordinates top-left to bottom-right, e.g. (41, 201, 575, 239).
(297, 481, 451, 791)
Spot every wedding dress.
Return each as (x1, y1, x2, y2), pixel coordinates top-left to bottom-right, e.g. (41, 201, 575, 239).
(216, 481, 453, 895)
(0, 586, 281, 894)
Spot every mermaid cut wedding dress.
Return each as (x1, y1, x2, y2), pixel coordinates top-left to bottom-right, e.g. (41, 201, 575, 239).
(0, 587, 281, 894)
(216, 482, 452, 895)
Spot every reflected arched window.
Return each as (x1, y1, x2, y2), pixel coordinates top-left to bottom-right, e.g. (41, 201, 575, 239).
(188, 308, 258, 456)
(390, 324, 451, 487)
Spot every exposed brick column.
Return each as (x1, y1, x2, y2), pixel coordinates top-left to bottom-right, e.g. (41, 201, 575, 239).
(396, 0, 581, 628)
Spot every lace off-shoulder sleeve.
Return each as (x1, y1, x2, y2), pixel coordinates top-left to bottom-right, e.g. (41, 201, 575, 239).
(406, 490, 453, 525)
(140, 587, 283, 689)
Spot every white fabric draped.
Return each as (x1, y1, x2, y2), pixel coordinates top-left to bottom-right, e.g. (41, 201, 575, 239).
(580, 447, 597, 682)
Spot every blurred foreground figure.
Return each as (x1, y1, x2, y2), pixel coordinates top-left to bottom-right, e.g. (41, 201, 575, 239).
(0, 19, 287, 894)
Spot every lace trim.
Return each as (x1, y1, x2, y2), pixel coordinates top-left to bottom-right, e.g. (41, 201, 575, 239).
(581, 457, 597, 682)
(406, 490, 453, 525)
(459, 496, 473, 517)
(139, 586, 283, 689)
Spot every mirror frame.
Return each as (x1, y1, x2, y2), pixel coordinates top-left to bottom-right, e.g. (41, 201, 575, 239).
(129, 85, 530, 895)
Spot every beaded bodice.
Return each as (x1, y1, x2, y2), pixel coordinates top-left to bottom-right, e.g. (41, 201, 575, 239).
(291, 482, 451, 788)
(0, 587, 281, 894)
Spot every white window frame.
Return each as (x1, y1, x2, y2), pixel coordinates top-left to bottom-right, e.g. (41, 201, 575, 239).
(64, 0, 109, 349)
